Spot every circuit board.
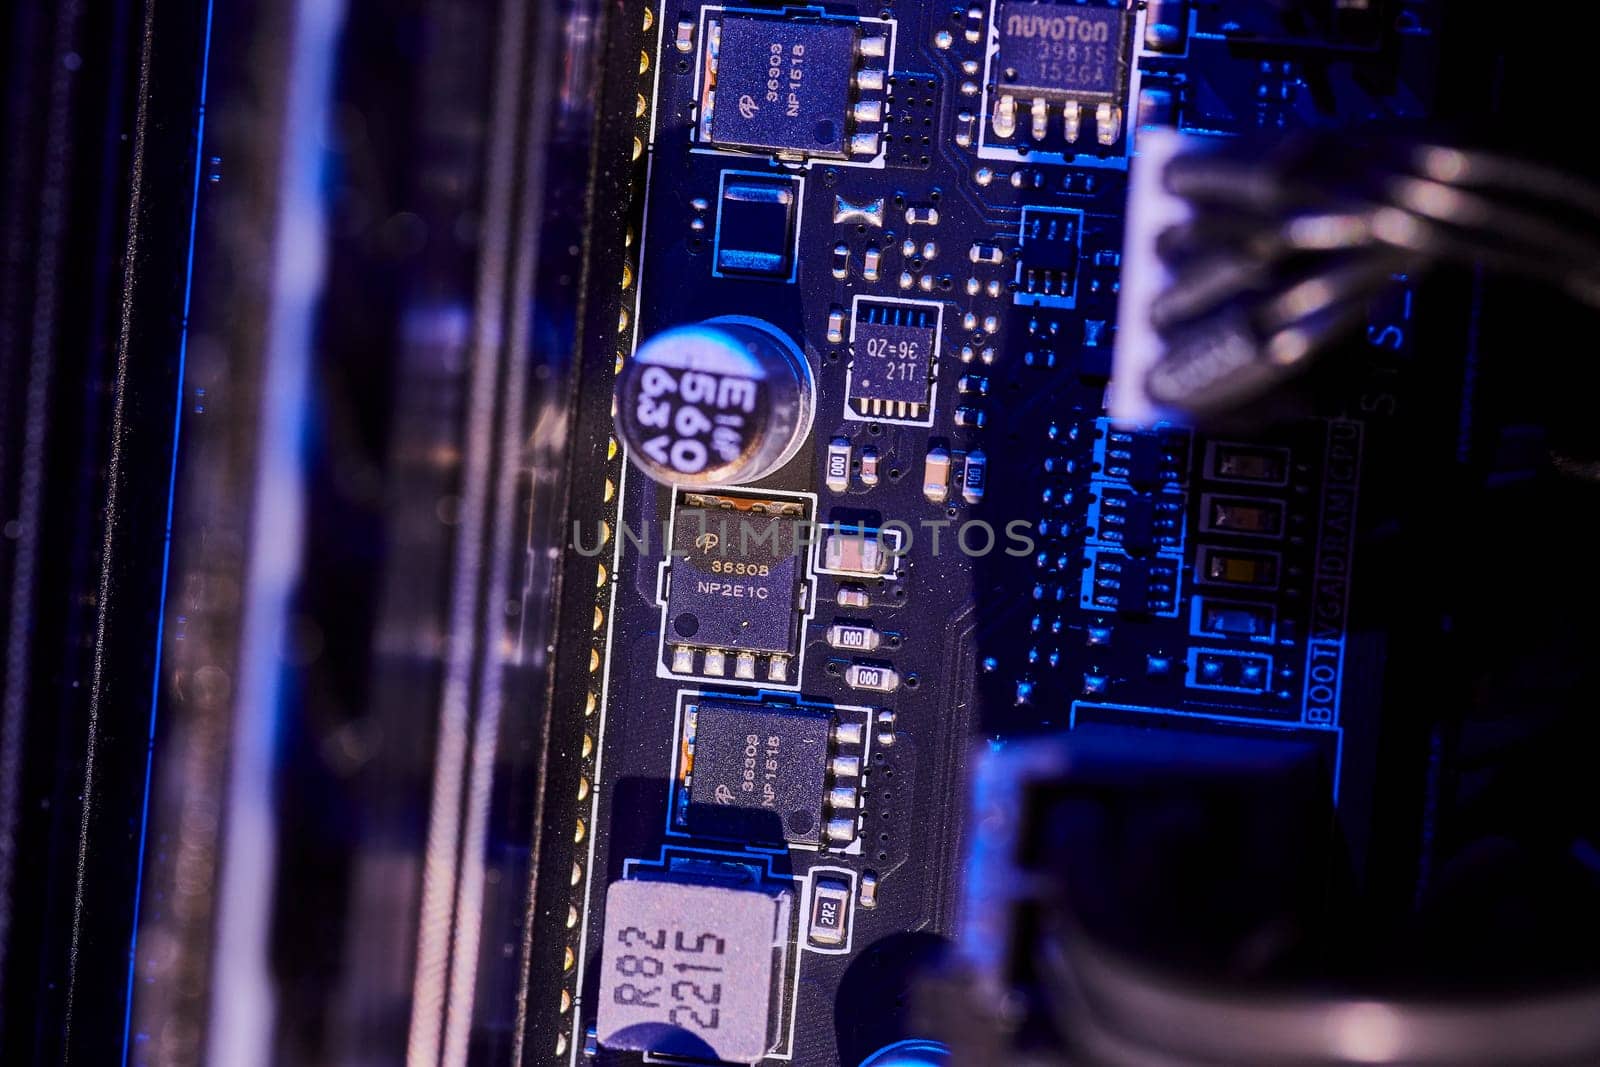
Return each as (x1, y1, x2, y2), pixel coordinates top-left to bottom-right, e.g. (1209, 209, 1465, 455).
(552, 2, 1442, 1063)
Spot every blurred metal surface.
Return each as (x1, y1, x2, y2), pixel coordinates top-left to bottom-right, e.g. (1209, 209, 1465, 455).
(0, 0, 615, 1061)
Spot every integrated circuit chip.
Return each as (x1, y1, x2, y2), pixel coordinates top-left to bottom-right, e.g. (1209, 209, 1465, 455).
(848, 300, 939, 420)
(997, 1, 1127, 100)
(987, 1, 1131, 148)
(701, 14, 890, 159)
(712, 18, 856, 155)
(686, 702, 832, 845)
(1015, 205, 1083, 306)
(596, 878, 788, 1064)
(668, 506, 802, 656)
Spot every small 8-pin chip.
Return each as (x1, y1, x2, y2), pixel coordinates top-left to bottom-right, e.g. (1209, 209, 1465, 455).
(996, 1, 1127, 101)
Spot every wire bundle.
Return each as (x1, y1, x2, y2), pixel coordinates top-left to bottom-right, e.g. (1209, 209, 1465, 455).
(1143, 138, 1600, 418)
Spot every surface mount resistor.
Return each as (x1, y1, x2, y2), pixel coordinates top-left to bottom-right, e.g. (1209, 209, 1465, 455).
(808, 877, 853, 947)
(826, 437, 852, 492)
(924, 447, 951, 503)
(962, 449, 987, 504)
(844, 663, 900, 693)
(826, 622, 882, 651)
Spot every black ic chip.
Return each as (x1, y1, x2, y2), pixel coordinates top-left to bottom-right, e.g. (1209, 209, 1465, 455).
(710, 17, 859, 156)
(997, 2, 1127, 100)
(849, 301, 937, 414)
(668, 508, 802, 655)
(1017, 206, 1082, 303)
(687, 702, 832, 845)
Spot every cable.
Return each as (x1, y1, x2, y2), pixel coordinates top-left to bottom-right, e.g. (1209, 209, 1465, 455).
(1136, 137, 1600, 419)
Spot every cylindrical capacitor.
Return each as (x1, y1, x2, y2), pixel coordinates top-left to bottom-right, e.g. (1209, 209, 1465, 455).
(614, 316, 815, 486)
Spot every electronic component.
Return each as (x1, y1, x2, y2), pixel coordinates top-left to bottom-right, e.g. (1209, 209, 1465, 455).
(1015, 207, 1083, 307)
(991, 0, 1131, 145)
(1081, 549, 1182, 616)
(702, 14, 888, 159)
(860, 446, 881, 485)
(822, 529, 891, 576)
(665, 493, 809, 682)
(1187, 648, 1273, 693)
(596, 878, 788, 1064)
(1201, 494, 1285, 537)
(1194, 598, 1275, 641)
(848, 299, 940, 421)
(1196, 546, 1280, 589)
(844, 663, 900, 693)
(826, 437, 852, 493)
(962, 450, 987, 504)
(713, 172, 800, 281)
(826, 622, 881, 651)
(836, 586, 871, 609)
(807, 876, 853, 947)
(1094, 420, 1190, 489)
(923, 447, 951, 503)
(997, 2, 1125, 99)
(1087, 485, 1185, 553)
(679, 700, 864, 847)
(684, 703, 832, 845)
(1204, 442, 1291, 486)
(615, 318, 814, 487)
